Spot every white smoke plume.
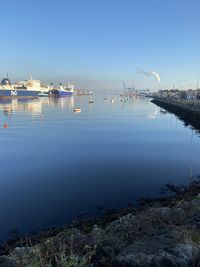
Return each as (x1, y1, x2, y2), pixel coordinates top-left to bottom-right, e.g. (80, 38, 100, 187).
(137, 69, 160, 83)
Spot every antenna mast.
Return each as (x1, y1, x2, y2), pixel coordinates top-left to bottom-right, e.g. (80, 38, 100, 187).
(196, 75, 199, 89)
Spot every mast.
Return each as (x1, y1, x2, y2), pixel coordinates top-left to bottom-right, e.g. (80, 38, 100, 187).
(122, 81, 126, 91)
(196, 74, 199, 89)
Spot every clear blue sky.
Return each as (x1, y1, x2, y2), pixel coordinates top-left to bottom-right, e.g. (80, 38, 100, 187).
(1, 0, 200, 91)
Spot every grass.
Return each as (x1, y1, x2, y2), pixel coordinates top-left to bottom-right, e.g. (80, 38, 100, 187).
(2, 180, 200, 266)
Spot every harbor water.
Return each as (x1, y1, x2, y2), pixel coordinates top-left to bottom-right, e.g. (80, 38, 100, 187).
(0, 95, 200, 242)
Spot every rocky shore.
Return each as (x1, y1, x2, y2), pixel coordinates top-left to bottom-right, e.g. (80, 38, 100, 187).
(1, 180, 200, 266)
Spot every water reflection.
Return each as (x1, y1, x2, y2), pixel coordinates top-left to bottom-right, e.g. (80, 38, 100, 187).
(0, 96, 199, 242)
(147, 107, 159, 119)
(0, 96, 75, 116)
(48, 97, 74, 110)
(0, 98, 42, 116)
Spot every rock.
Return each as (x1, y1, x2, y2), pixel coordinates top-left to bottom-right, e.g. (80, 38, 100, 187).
(149, 207, 171, 215)
(106, 213, 135, 234)
(147, 207, 171, 220)
(175, 200, 190, 210)
(191, 198, 200, 209)
(113, 239, 200, 267)
(90, 225, 106, 241)
(12, 246, 30, 258)
(170, 244, 199, 266)
(187, 214, 200, 226)
(0, 247, 33, 267)
(173, 208, 187, 224)
(0, 256, 16, 267)
(153, 226, 184, 241)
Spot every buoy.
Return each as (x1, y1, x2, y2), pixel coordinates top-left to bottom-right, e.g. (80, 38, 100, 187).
(3, 123, 8, 128)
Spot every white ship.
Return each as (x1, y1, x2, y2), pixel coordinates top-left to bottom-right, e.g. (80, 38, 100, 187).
(15, 78, 51, 94)
(0, 77, 39, 98)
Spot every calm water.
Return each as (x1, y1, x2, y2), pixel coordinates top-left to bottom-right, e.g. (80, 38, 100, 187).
(0, 95, 200, 241)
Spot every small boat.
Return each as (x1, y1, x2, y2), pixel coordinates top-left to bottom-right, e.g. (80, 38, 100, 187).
(160, 109, 167, 114)
(75, 90, 93, 95)
(74, 108, 81, 113)
(38, 92, 49, 97)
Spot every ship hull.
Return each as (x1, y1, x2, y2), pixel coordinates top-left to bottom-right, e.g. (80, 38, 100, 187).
(50, 90, 73, 97)
(0, 89, 39, 98)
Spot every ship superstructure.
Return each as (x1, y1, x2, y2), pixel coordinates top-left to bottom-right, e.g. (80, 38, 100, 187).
(15, 78, 51, 93)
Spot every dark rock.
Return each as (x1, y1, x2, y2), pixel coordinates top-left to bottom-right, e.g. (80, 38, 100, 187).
(175, 200, 190, 210)
(0, 256, 16, 267)
(113, 239, 200, 267)
(90, 225, 106, 241)
(106, 213, 135, 234)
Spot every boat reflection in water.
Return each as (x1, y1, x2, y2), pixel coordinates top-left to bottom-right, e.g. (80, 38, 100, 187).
(0, 98, 41, 117)
(147, 107, 159, 120)
(0, 96, 75, 117)
(48, 96, 74, 111)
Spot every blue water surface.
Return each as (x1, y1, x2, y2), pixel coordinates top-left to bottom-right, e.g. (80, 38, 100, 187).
(0, 95, 199, 241)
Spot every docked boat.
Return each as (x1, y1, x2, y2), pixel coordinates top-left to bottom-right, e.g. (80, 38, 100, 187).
(16, 78, 51, 94)
(50, 83, 74, 97)
(38, 91, 49, 97)
(74, 89, 93, 96)
(0, 77, 39, 99)
(74, 108, 81, 113)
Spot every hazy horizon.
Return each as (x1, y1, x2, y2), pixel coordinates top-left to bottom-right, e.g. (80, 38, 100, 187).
(1, 0, 200, 92)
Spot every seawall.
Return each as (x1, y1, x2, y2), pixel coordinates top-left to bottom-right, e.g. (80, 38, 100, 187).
(151, 98, 200, 131)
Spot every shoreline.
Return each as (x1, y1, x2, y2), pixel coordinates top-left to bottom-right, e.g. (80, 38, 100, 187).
(151, 98, 200, 131)
(0, 184, 178, 255)
(1, 180, 200, 266)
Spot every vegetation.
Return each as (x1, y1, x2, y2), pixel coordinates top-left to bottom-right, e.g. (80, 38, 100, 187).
(2, 180, 200, 266)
